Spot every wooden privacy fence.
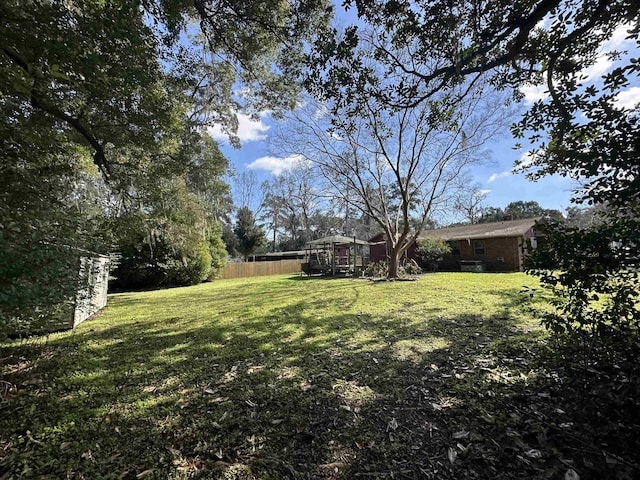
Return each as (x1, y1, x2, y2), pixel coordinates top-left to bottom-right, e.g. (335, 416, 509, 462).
(217, 259, 304, 280)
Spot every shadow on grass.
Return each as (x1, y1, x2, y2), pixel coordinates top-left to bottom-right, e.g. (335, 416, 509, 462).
(1, 277, 636, 479)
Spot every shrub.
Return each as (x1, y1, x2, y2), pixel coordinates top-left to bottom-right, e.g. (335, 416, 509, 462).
(525, 219, 640, 367)
(364, 259, 422, 278)
(111, 217, 213, 290)
(402, 258, 423, 275)
(415, 238, 451, 270)
(165, 239, 213, 286)
(364, 260, 389, 278)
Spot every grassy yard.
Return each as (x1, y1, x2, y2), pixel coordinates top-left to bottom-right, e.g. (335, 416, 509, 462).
(0, 273, 635, 479)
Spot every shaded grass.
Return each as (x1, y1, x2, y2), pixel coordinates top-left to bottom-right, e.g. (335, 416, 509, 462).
(0, 273, 634, 479)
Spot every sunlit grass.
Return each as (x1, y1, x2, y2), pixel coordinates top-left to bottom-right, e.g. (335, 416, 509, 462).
(1, 272, 551, 479)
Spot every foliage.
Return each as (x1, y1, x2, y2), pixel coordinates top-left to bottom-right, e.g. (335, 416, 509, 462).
(3, 273, 639, 478)
(479, 201, 564, 223)
(401, 258, 423, 276)
(564, 204, 609, 229)
(207, 222, 228, 280)
(306, 0, 637, 113)
(221, 223, 240, 258)
(0, 107, 110, 336)
(234, 207, 267, 261)
(509, 5, 640, 374)
(2, 0, 333, 171)
(416, 238, 452, 268)
(363, 258, 423, 277)
(110, 179, 218, 290)
(281, 87, 506, 278)
(525, 218, 640, 362)
(1, 0, 331, 328)
(363, 260, 389, 278)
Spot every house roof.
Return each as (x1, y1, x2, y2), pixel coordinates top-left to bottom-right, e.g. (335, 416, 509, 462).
(418, 218, 540, 241)
(307, 235, 371, 246)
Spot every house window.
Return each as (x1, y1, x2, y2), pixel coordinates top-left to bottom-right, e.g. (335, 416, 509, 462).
(448, 241, 461, 255)
(473, 240, 486, 255)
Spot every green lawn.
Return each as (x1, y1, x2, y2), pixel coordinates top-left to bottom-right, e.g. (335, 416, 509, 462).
(0, 273, 629, 479)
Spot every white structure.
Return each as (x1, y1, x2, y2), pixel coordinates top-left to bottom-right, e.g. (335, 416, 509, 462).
(73, 254, 110, 327)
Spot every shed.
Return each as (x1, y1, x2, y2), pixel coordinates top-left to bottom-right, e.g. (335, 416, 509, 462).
(74, 253, 110, 327)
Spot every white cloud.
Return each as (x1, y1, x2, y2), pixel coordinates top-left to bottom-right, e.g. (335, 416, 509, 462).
(246, 154, 308, 176)
(478, 189, 492, 195)
(313, 104, 329, 120)
(208, 111, 270, 144)
(535, 14, 551, 31)
(602, 22, 635, 52)
(579, 23, 636, 82)
(488, 171, 511, 182)
(580, 55, 613, 82)
(614, 86, 640, 110)
(520, 23, 635, 104)
(520, 83, 548, 104)
(517, 151, 539, 168)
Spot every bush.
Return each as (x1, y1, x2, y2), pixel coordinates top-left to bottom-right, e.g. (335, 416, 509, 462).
(402, 259, 423, 275)
(525, 219, 640, 367)
(363, 259, 422, 278)
(165, 239, 213, 286)
(111, 216, 214, 290)
(415, 238, 451, 270)
(363, 260, 389, 278)
(0, 241, 83, 338)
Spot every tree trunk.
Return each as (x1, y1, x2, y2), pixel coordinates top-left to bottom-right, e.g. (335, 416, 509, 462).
(388, 247, 400, 279)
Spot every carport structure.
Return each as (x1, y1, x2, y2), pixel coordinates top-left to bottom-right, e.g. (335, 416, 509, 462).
(302, 235, 371, 276)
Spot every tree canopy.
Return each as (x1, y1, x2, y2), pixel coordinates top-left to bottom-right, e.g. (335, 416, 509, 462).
(234, 207, 267, 261)
(282, 81, 508, 277)
(1, 0, 332, 333)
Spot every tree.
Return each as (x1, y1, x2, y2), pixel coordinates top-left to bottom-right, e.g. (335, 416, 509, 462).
(0, 132, 111, 334)
(234, 207, 267, 261)
(513, 11, 640, 373)
(477, 201, 564, 223)
(207, 222, 228, 280)
(221, 223, 240, 258)
(504, 200, 544, 218)
(564, 204, 609, 229)
(258, 164, 325, 250)
(1, 0, 332, 331)
(2, 0, 333, 175)
(280, 84, 507, 278)
(306, 1, 636, 113)
(454, 184, 489, 224)
(110, 178, 215, 289)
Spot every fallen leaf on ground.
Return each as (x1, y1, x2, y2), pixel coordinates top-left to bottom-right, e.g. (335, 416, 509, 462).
(136, 469, 155, 478)
(448, 447, 457, 464)
(565, 469, 580, 480)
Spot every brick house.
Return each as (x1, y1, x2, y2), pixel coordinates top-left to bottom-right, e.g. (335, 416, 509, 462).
(369, 218, 540, 272)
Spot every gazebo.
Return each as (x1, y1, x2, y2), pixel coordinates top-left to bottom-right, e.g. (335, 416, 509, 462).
(303, 235, 371, 276)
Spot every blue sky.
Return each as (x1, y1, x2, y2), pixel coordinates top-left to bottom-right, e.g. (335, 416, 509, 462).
(208, 19, 639, 219)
